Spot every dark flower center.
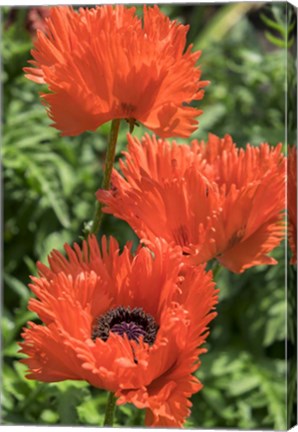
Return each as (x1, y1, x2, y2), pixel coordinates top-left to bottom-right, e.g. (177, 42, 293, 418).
(92, 306, 159, 345)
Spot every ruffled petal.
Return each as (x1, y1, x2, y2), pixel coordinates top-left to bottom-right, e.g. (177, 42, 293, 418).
(25, 5, 207, 137)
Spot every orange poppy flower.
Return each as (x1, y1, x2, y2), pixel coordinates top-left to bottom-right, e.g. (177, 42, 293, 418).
(26, 7, 50, 37)
(97, 133, 286, 273)
(24, 5, 208, 138)
(5, 7, 50, 37)
(20, 236, 218, 427)
(288, 146, 297, 264)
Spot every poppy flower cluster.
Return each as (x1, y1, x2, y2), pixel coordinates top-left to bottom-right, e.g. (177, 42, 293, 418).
(20, 3, 288, 428)
(98, 133, 286, 273)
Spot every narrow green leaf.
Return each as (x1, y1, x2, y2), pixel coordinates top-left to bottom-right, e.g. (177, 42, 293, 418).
(26, 159, 71, 228)
(4, 273, 30, 304)
(260, 13, 285, 34)
(194, 3, 262, 50)
(265, 31, 286, 48)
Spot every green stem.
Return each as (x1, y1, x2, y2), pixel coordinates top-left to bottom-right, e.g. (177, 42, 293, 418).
(90, 119, 121, 236)
(212, 262, 222, 279)
(103, 392, 116, 427)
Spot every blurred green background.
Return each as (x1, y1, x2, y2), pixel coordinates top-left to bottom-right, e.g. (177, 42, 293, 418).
(1, 2, 297, 428)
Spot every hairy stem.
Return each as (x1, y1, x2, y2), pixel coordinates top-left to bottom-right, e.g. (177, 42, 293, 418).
(103, 392, 117, 426)
(90, 119, 121, 236)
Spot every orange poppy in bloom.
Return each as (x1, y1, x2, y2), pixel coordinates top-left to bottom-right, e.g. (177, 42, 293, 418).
(26, 7, 50, 37)
(24, 5, 208, 138)
(20, 236, 218, 426)
(288, 146, 297, 264)
(97, 133, 286, 273)
(5, 7, 50, 37)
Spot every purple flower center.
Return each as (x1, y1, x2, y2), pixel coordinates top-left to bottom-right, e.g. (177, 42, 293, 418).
(111, 321, 147, 342)
(92, 306, 159, 346)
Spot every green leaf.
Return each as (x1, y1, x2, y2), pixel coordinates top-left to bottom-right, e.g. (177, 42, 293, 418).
(77, 398, 104, 425)
(2, 313, 15, 346)
(37, 230, 73, 264)
(26, 158, 71, 228)
(194, 3, 262, 49)
(227, 375, 260, 397)
(260, 13, 285, 34)
(40, 409, 59, 424)
(265, 31, 286, 48)
(3, 341, 23, 358)
(4, 273, 30, 305)
(54, 382, 90, 424)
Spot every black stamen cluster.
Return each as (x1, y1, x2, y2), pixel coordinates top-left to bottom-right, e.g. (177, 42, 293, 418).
(92, 306, 159, 345)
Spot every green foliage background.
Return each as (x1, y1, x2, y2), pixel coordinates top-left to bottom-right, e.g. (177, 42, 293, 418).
(2, 3, 297, 428)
